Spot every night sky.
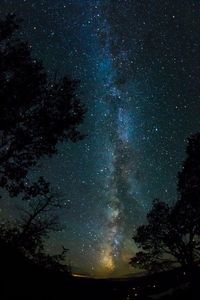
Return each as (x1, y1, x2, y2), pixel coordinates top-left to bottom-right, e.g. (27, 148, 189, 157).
(1, 0, 200, 277)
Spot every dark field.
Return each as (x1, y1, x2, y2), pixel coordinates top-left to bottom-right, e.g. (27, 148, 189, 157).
(1, 245, 198, 300)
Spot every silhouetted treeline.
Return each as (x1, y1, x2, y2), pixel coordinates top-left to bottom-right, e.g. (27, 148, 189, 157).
(0, 13, 86, 297)
(131, 133, 200, 287)
(0, 13, 85, 198)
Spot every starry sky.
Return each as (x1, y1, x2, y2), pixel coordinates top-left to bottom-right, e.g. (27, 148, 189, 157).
(1, 0, 200, 277)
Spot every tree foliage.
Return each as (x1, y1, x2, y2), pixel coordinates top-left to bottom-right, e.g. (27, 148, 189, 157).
(0, 13, 86, 274)
(0, 176, 70, 273)
(130, 134, 200, 273)
(0, 14, 86, 198)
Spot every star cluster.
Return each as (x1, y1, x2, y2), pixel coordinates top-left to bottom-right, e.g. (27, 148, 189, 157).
(1, 0, 200, 277)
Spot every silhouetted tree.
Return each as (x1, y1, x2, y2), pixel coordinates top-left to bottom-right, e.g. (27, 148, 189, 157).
(16, 177, 62, 255)
(33, 245, 70, 273)
(130, 200, 178, 273)
(177, 133, 200, 211)
(0, 13, 86, 275)
(0, 176, 71, 273)
(0, 14, 86, 198)
(175, 133, 200, 268)
(130, 134, 200, 273)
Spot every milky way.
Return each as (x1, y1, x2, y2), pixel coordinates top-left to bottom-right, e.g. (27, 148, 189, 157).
(1, 0, 200, 277)
(92, 6, 145, 274)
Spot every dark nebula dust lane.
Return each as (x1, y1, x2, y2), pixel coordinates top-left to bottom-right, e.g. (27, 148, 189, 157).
(1, 0, 200, 277)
